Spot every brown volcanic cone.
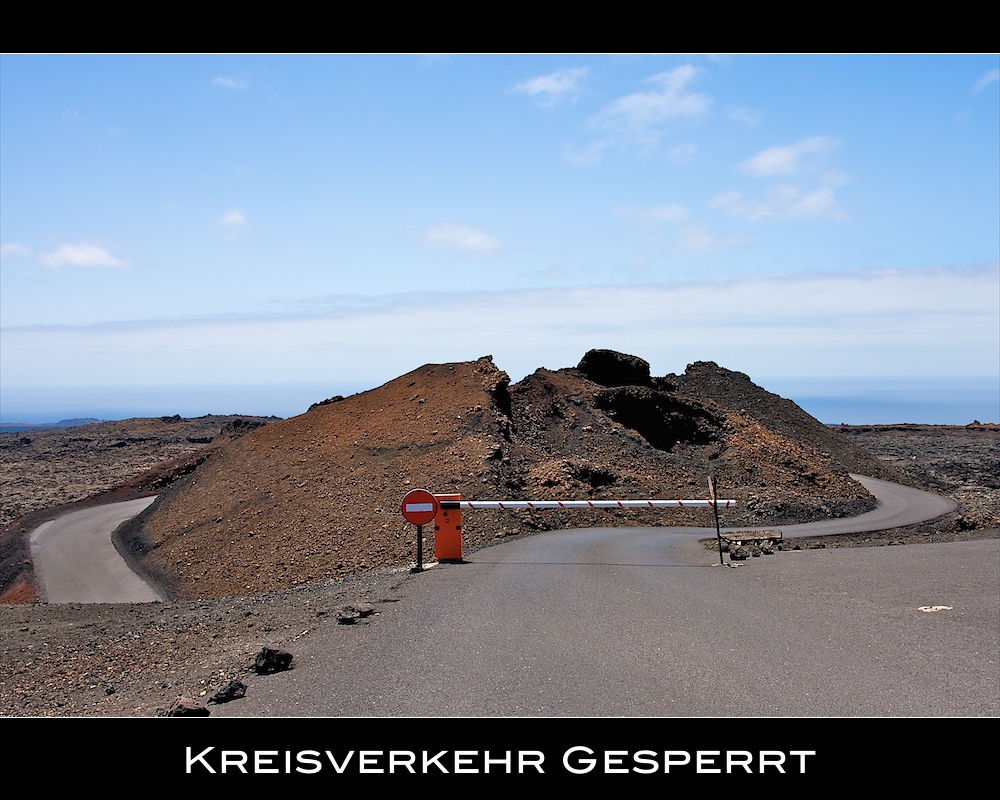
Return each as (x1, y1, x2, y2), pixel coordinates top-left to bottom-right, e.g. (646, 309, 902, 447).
(130, 352, 904, 599)
(132, 357, 513, 598)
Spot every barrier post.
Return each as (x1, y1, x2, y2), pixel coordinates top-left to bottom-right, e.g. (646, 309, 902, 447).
(434, 493, 464, 562)
(708, 475, 725, 565)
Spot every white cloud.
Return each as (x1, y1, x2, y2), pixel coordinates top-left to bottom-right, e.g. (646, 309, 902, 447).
(563, 139, 610, 167)
(710, 184, 847, 222)
(425, 223, 500, 254)
(1, 243, 32, 260)
(709, 190, 742, 210)
(727, 106, 761, 125)
(38, 244, 130, 268)
(572, 65, 712, 162)
(667, 142, 698, 163)
(718, 138, 850, 222)
(618, 205, 746, 255)
(644, 204, 689, 224)
(591, 66, 711, 147)
(212, 76, 248, 90)
(3, 266, 996, 393)
(671, 223, 747, 256)
(513, 67, 588, 105)
(974, 69, 999, 92)
(618, 204, 689, 225)
(739, 137, 839, 177)
(218, 208, 248, 236)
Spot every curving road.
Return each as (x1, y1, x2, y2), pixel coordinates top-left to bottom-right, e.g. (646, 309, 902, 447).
(29, 496, 162, 603)
(773, 474, 957, 537)
(209, 476, 995, 717)
(29, 475, 955, 605)
(27, 476, 998, 716)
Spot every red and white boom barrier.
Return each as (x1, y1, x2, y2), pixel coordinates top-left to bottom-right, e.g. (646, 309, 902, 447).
(402, 488, 736, 571)
(450, 499, 735, 510)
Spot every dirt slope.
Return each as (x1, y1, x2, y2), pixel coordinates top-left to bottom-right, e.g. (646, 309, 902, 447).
(130, 352, 905, 599)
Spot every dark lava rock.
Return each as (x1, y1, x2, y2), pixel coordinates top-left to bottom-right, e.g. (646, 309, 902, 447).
(207, 679, 247, 704)
(595, 386, 720, 451)
(309, 396, 346, 411)
(729, 545, 751, 561)
(219, 417, 270, 440)
(577, 349, 652, 388)
(253, 646, 293, 674)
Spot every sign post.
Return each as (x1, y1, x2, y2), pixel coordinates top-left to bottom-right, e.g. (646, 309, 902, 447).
(401, 489, 439, 572)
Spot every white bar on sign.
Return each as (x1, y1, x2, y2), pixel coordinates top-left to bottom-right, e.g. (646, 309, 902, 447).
(405, 503, 435, 513)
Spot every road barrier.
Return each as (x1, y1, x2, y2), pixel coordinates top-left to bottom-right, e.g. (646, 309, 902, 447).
(444, 499, 734, 510)
(401, 488, 736, 570)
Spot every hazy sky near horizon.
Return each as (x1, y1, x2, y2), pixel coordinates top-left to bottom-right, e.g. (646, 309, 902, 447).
(1, 54, 998, 422)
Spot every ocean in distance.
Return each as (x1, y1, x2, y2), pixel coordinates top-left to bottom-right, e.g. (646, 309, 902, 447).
(764, 376, 999, 426)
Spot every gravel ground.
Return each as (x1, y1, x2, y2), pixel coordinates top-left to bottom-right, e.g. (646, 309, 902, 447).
(0, 562, 415, 716)
(1, 392, 996, 717)
(3, 505, 994, 716)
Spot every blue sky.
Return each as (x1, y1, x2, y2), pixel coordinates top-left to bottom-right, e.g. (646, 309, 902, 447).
(2, 54, 998, 423)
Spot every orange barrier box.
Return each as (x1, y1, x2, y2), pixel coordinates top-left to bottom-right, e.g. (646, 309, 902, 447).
(433, 493, 463, 562)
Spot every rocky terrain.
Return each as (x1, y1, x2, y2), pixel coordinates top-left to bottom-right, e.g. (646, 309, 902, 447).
(835, 423, 998, 535)
(0, 351, 996, 716)
(124, 353, 912, 600)
(0, 414, 274, 603)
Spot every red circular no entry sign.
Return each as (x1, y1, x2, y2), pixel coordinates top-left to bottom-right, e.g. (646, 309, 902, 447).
(401, 488, 439, 526)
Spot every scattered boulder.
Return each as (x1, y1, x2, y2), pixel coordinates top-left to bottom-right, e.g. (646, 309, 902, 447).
(729, 545, 751, 561)
(336, 602, 375, 625)
(164, 696, 209, 717)
(254, 646, 293, 674)
(207, 680, 247, 704)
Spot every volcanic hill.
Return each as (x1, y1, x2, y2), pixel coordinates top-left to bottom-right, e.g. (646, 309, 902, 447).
(126, 351, 908, 599)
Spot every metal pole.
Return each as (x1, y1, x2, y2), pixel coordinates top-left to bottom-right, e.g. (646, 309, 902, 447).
(709, 476, 725, 565)
(411, 524, 424, 573)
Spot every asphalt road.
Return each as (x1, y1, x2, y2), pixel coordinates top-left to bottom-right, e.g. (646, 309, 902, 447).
(206, 478, 993, 718)
(214, 531, 996, 717)
(29, 496, 162, 603)
(779, 474, 958, 537)
(28, 477, 997, 716)
(29, 475, 954, 605)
